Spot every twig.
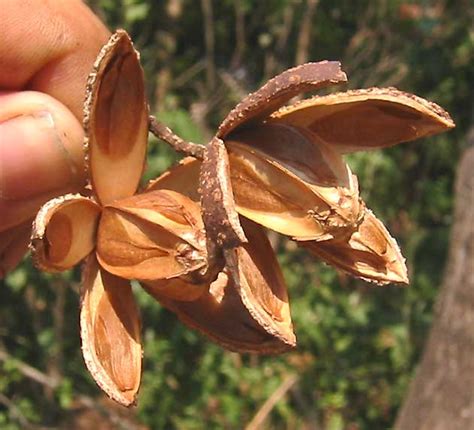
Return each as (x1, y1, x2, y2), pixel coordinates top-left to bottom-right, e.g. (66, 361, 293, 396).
(231, 0, 246, 69)
(295, 0, 319, 66)
(74, 395, 143, 430)
(46, 279, 66, 400)
(0, 392, 33, 429)
(246, 374, 299, 430)
(201, 0, 216, 91)
(171, 60, 205, 90)
(0, 348, 139, 429)
(148, 115, 204, 159)
(265, 0, 296, 77)
(0, 348, 59, 389)
(219, 70, 248, 101)
(291, 385, 323, 429)
(276, 1, 296, 52)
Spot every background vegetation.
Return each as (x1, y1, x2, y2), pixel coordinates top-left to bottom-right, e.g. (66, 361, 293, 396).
(1, 0, 472, 428)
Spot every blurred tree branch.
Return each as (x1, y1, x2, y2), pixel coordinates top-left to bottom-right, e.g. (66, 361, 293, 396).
(201, 0, 216, 91)
(246, 374, 299, 430)
(0, 392, 33, 429)
(395, 128, 474, 430)
(231, 0, 246, 69)
(0, 348, 142, 429)
(295, 0, 319, 66)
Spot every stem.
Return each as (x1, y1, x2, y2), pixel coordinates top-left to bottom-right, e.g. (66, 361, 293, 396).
(0, 393, 32, 429)
(148, 115, 204, 159)
(201, 0, 216, 91)
(295, 0, 319, 66)
(246, 374, 299, 430)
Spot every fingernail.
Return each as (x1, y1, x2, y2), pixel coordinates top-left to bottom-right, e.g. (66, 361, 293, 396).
(0, 110, 83, 201)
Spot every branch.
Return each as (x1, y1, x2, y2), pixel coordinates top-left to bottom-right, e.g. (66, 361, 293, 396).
(0, 348, 139, 429)
(0, 392, 33, 429)
(201, 0, 216, 91)
(231, 0, 246, 69)
(246, 374, 299, 430)
(148, 115, 204, 159)
(0, 348, 59, 389)
(295, 0, 319, 65)
(394, 131, 474, 430)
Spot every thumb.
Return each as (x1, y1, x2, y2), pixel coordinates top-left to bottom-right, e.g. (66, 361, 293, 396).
(0, 91, 85, 232)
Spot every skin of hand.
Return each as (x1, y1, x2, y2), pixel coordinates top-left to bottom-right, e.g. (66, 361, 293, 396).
(0, 0, 111, 276)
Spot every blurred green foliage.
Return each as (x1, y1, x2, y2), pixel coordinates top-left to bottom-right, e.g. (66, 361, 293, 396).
(1, 0, 473, 428)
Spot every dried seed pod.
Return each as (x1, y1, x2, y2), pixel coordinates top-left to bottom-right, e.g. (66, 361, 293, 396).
(31, 195, 101, 272)
(81, 256, 142, 407)
(96, 190, 207, 281)
(301, 209, 409, 285)
(147, 126, 362, 241)
(199, 137, 247, 249)
(226, 124, 362, 239)
(109, 189, 204, 242)
(270, 87, 455, 153)
(146, 157, 201, 202)
(0, 221, 32, 278)
(142, 277, 207, 302)
(145, 219, 295, 353)
(84, 30, 148, 205)
(218, 61, 347, 137)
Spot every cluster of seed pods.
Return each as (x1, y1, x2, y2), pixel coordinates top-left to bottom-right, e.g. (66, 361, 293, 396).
(28, 31, 454, 405)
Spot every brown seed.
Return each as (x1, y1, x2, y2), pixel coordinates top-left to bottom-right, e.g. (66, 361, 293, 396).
(45, 212, 72, 264)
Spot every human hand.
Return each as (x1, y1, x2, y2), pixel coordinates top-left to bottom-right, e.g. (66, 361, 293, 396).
(0, 0, 110, 276)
